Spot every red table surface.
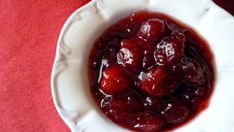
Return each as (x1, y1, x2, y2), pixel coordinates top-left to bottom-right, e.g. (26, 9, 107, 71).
(0, 0, 90, 131)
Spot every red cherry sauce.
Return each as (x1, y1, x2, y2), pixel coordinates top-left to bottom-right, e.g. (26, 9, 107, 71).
(88, 11, 215, 132)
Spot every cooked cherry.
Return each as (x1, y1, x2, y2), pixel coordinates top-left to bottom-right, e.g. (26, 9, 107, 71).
(111, 111, 163, 132)
(101, 93, 158, 131)
(174, 57, 207, 85)
(161, 97, 190, 124)
(154, 31, 185, 65)
(137, 18, 168, 42)
(101, 91, 144, 114)
(117, 38, 144, 73)
(144, 97, 165, 113)
(133, 111, 164, 132)
(144, 96, 190, 124)
(177, 85, 206, 106)
(100, 65, 131, 95)
(111, 112, 137, 127)
(137, 66, 178, 97)
(89, 11, 215, 132)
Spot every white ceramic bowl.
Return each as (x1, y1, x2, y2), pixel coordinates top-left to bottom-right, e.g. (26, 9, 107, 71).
(51, 0, 234, 131)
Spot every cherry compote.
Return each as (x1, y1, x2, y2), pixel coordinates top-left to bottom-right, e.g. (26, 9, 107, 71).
(88, 11, 215, 132)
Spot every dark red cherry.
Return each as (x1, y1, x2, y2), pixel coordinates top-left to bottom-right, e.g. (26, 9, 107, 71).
(112, 112, 137, 127)
(178, 85, 206, 107)
(144, 97, 165, 112)
(154, 31, 185, 65)
(100, 65, 131, 95)
(161, 97, 190, 124)
(185, 64, 206, 85)
(144, 97, 190, 124)
(137, 18, 168, 42)
(174, 57, 207, 85)
(137, 66, 178, 97)
(133, 111, 164, 132)
(117, 39, 144, 73)
(111, 111, 163, 132)
(101, 91, 144, 114)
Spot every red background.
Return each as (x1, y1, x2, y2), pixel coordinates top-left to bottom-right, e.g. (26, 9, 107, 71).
(0, 0, 90, 131)
(0, 0, 232, 132)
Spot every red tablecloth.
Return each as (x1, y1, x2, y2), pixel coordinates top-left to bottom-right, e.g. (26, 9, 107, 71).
(0, 0, 90, 131)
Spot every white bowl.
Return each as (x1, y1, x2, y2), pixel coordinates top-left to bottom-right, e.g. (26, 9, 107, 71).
(51, 0, 234, 131)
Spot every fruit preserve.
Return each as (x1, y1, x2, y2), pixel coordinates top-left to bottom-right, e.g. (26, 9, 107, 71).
(88, 11, 215, 131)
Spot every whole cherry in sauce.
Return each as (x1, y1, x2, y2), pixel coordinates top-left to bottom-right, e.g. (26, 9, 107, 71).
(137, 18, 168, 42)
(100, 65, 131, 95)
(137, 66, 178, 97)
(88, 11, 215, 132)
(117, 38, 145, 73)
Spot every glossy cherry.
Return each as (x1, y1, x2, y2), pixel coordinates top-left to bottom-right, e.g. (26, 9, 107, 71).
(137, 66, 178, 97)
(133, 111, 164, 131)
(117, 38, 145, 73)
(174, 57, 207, 85)
(154, 31, 185, 66)
(160, 97, 190, 124)
(100, 65, 131, 95)
(137, 18, 168, 42)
